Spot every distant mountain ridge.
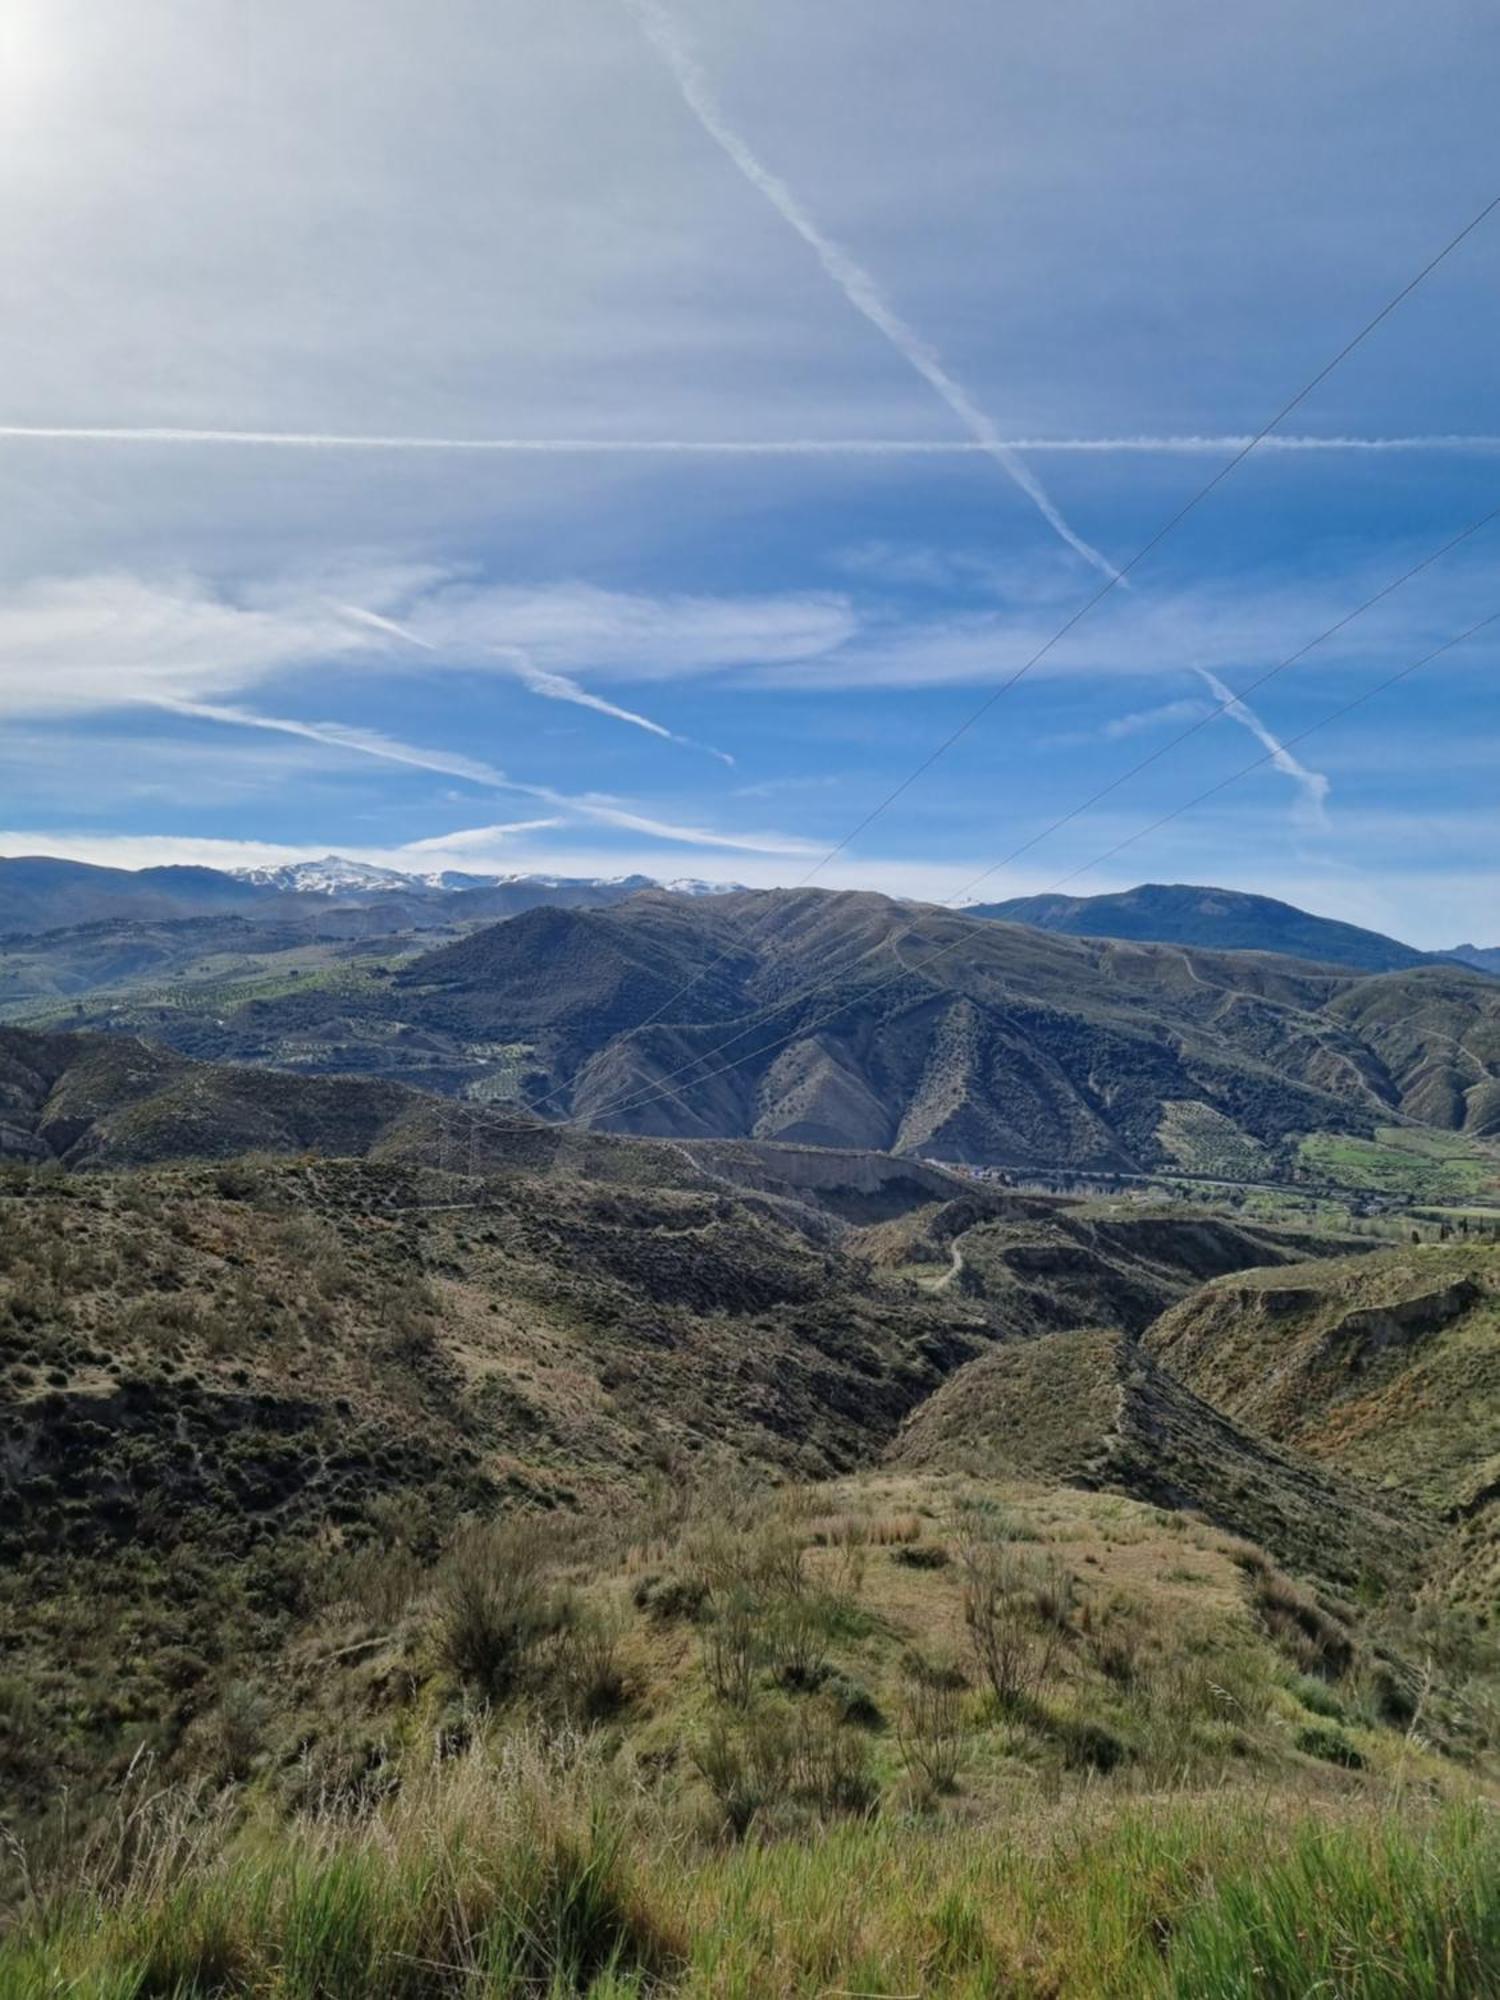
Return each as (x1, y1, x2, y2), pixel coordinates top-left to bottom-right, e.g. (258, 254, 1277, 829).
(1449, 942, 1500, 976)
(0, 852, 739, 939)
(4, 856, 1490, 975)
(968, 883, 1471, 974)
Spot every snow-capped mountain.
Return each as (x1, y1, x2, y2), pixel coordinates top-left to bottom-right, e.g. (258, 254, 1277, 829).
(234, 856, 423, 896)
(230, 857, 743, 901)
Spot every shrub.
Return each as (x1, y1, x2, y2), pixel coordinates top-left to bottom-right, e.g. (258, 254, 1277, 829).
(695, 1698, 878, 1836)
(1239, 1555, 1355, 1679)
(632, 1571, 709, 1624)
(1294, 1723, 1365, 1769)
(764, 1593, 839, 1690)
(1082, 1593, 1152, 1689)
(436, 1521, 571, 1702)
(821, 1668, 885, 1730)
(961, 1534, 1073, 1711)
(549, 1609, 629, 1724)
(891, 1541, 951, 1570)
(1057, 1715, 1131, 1773)
(210, 1678, 270, 1780)
(702, 1592, 757, 1709)
(1291, 1674, 1346, 1721)
(896, 1652, 968, 1794)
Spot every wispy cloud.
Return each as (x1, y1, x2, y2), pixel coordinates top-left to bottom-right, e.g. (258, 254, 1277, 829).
(400, 812, 564, 844)
(1100, 698, 1212, 740)
(1193, 667, 1330, 820)
(621, 0, 1118, 583)
(508, 658, 734, 765)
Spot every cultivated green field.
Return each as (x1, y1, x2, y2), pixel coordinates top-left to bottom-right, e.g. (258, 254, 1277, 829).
(1299, 1126, 1500, 1207)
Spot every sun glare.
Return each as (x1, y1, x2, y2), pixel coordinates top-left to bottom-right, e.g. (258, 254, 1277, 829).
(0, 6, 62, 126)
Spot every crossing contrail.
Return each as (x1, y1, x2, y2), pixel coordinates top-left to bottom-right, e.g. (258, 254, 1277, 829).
(1, 424, 1495, 455)
(619, 0, 1120, 581)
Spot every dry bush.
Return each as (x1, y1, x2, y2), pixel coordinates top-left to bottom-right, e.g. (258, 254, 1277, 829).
(1233, 1550, 1355, 1680)
(895, 1653, 968, 1794)
(547, 1608, 629, 1724)
(1080, 1591, 1153, 1690)
(703, 1593, 757, 1709)
(686, 1520, 805, 1604)
(961, 1532, 1075, 1711)
(868, 1513, 924, 1546)
(693, 1699, 877, 1837)
(764, 1594, 840, 1691)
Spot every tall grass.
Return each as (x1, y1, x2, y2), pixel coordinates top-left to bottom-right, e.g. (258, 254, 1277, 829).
(3, 1746, 1495, 1998)
(0, 1738, 679, 2000)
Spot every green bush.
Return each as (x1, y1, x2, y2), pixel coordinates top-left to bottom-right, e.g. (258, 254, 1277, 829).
(1294, 1722, 1365, 1769)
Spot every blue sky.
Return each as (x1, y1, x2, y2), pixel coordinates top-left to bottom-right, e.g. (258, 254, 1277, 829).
(1, 0, 1497, 945)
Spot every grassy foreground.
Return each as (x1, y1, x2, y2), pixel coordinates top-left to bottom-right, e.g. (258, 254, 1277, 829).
(2, 1750, 1497, 1999)
(5, 1465, 1500, 1997)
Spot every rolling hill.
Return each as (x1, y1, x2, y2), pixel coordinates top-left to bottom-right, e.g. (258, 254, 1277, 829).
(28, 888, 1500, 1176)
(969, 882, 1437, 973)
(888, 1325, 1421, 1588)
(5, 1029, 1498, 1977)
(0, 1143, 999, 1827)
(855, 1190, 1373, 1339)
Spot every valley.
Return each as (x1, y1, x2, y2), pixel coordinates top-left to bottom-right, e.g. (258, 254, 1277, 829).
(3, 876, 1499, 1996)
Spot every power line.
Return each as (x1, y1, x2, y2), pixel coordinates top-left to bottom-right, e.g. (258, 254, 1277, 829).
(521, 188, 1500, 1105)
(556, 495, 1500, 1128)
(585, 604, 1500, 1131)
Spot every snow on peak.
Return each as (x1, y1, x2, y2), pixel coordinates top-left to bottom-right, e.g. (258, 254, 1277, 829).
(230, 856, 745, 900)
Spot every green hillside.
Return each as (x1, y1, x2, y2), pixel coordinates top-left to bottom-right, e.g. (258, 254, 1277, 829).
(1145, 1243, 1500, 1610)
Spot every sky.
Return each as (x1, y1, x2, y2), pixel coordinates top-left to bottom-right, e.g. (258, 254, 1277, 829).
(1, 0, 1497, 947)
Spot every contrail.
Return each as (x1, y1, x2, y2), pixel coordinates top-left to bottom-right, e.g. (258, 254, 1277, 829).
(158, 696, 803, 852)
(507, 656, 736, 766)
(336, 603, 441, 651)
(335, 603, 735, 764)
(148, 698, 512, 789)
(1194, 667, 1329, 819)
(2, 423, 1497, 455)
(619, 0, 1119, 581)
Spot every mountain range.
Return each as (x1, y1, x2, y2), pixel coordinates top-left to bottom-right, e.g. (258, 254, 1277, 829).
(14, 887, 1497, 1181)
(3, 857, 1491, 973)
(4, 858, 1499, 1181)
(0, 853, 734, 940)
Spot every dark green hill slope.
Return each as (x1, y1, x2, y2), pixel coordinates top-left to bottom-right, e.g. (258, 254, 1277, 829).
(399, 892, 1500, 1164)
(1324, 970, 1500, 1135)
(0, 1147, 996, 1821)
